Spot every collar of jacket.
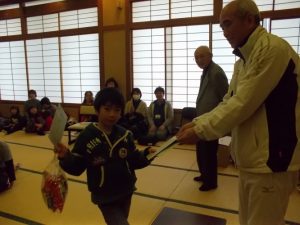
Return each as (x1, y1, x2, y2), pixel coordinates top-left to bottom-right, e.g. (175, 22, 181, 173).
(233, 26, 266, 63)
(202, 61, 214, 75)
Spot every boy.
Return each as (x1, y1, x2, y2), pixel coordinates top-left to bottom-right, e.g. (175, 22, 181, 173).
(55, 88, 155, 225)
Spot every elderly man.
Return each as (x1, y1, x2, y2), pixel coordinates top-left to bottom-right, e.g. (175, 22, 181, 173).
(193, 46, 228, 191)
(177, 0, 300, 224)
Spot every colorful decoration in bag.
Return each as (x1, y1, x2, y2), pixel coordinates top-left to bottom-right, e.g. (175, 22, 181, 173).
(41, 156, 68, 212)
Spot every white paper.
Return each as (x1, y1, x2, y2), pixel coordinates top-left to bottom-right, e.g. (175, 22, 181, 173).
(48, 105, 68, 146)
(218, 136, 231, 146)
(147, 136, 177, 160)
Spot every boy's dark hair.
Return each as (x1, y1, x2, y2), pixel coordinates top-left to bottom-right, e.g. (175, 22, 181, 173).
(131, 88, 142, 97)
(154, 86, 164, 94)
(40, 97, 51, 105)
(94, 88, 125, 112)
(10, 105, 20, 114)
(28, 89, 37, 97)
(105, 77, 119, 88)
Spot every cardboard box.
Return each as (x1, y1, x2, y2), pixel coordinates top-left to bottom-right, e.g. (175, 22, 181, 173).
(217, 136, 231, 167)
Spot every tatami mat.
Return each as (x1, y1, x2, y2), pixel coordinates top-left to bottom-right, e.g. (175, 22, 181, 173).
(1, 131, 300, 225)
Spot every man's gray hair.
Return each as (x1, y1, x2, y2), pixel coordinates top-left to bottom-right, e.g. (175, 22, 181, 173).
(234, 0, 261, 25)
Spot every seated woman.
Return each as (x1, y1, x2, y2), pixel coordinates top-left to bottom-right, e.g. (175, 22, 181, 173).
(121, 88, 148, 139)
(79, 91, 97, 122)
(3, 105, 26, 134)
(25, 106, 45, 135)
(147, 86, 174, 141)
(0, 141, 16, 192)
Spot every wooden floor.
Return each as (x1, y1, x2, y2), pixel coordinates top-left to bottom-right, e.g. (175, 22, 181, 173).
(0, 130, 299, 225)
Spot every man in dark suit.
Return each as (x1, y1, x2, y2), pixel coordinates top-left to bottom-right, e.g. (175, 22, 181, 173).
(194, 46, 228, 191)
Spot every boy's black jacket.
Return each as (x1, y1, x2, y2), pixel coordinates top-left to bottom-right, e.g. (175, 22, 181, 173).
(59, 123, 150, 204)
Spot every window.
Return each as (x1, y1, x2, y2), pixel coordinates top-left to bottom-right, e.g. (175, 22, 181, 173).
(25, 0, 64, 7)
(274, 0, 300, 10)
(171, 0, 213, 19)
(271, 18, 300, 54)
(0, 4, 100, 103)
(27, 14, 59, 34)
(27, 7, 97, 33)
(168, 25, 209, 108)
(61, 33, 100, 103)
(132, 25, 209, 108)
(132, 0, 169, 22)
(132, 28, 165, 105)
(26, 38, 61, 102)
(132, 0, 214, 22)
(60, 7, 98, 30)
(0, 4, 19, 10)
(223, 0, 300, 11)
(0, 18, 21, 36)
(212, 24, 236, 81)
(223, 0, 273, 11)
(132, 0, 300, 109)
(0, 41, 28, 101)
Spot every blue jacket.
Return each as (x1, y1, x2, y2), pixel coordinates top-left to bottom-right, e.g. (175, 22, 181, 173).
(59, 123, 151, 204)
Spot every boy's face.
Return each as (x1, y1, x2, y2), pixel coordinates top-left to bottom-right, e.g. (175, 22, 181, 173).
(30, 107, 38, 114)
(106, 82, 116, 88)
(98, 103, 122, 130)
(29, 93, 36, 100)
(11, 108, 17, 115)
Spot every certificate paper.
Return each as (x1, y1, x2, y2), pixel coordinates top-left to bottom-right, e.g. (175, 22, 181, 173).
(48, 105, 68, 146)
(147, 136, 177, 160)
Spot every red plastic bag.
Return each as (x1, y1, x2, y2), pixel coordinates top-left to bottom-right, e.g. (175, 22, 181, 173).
(41, 155, 68, 213)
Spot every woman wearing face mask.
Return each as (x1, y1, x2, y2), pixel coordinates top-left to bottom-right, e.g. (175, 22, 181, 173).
(120, 88, 148, 139)
(125, 88, 147, 118)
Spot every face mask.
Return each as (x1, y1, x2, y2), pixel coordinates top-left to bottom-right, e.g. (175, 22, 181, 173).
(132, 94, 140, 101)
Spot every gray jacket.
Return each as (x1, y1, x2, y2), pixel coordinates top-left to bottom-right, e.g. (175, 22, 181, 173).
(196, 61, 228, 116)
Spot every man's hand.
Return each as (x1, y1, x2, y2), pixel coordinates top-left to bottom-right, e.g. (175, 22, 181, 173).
(176, 122, 199, 144)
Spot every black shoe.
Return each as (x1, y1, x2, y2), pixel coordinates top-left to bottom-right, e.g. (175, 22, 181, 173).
(199, 184, 217, 191)
(193, 176, 203, 182)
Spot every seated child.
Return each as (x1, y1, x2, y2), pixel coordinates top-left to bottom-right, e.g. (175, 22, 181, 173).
(3, 106, 26, 134)
(80, 91, 97, 122)
(25, 106, 45, 135)
(40, 97, 57, 131)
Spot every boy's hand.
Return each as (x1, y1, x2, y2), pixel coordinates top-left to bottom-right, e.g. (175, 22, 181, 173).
(144, 146, 156, 154)
(148, 147, 156, 154)
(143, 147, 157, 161)
(54, 142, 69, 158)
